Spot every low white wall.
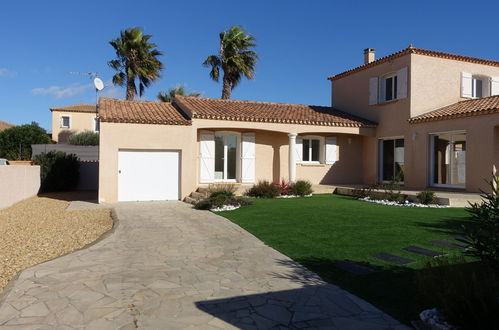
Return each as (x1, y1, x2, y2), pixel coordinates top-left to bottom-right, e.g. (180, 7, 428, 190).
(0, 165, 40, 210)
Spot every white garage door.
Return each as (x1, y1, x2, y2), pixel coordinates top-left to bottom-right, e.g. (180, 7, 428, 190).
(118, 150, 179, 202)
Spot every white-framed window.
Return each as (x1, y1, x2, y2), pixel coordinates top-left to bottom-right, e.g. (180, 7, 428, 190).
(381, 73, 398, 102)
(430, 131, 466, 188)
(379, 137, 404, 182)
(472, 77, 483, 98)
(302, 137, 321, 163)
(60, 115, 70, 129)
(461, 72, 493, 98)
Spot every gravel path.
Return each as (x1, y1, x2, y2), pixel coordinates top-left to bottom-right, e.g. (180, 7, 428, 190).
(0, 194, 113, 294)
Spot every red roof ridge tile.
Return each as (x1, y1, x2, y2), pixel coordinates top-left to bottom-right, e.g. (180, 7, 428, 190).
(328, 47, 499, 81)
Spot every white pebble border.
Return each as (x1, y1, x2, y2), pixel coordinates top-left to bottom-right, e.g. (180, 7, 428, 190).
(419, 308, 455, 330)
(277, 194, 312, 198)
(211, 204, 241, 212)
(359, 197, 449, 208)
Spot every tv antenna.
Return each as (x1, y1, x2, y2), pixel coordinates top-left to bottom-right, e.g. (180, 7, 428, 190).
(69, 71, 106, 110)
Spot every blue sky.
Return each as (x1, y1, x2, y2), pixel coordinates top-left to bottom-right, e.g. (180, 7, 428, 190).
(1, 0, 498, 130)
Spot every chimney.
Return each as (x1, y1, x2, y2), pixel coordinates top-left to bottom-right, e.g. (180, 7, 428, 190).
(364, 48, 375, 64)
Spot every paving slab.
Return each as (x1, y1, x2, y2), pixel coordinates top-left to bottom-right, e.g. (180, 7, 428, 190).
(0, 201, 409, 329)
(429, 240, 467, 249)
(449, 234, 470, 244)
(403, 246, 444, 257)
(335, 261, 376, 275)
(372, 253, 415, 265)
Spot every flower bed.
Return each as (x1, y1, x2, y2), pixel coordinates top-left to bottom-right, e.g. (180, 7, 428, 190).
(359, 197, 448, 208)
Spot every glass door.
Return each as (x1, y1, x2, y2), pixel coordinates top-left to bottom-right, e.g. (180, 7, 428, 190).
(379, 138, 405, 182)
(214, 133, 238, 181)
(431, 132, 466, 187)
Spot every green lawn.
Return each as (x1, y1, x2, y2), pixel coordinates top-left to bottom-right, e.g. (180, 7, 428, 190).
(219, 194, 471, 324)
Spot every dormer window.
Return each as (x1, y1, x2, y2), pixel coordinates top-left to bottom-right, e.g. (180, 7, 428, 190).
(472, 77, 483, 98)
(461, 72, 498, 99)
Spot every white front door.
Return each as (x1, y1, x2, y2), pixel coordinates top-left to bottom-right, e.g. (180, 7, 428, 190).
(118, 150, 179, 201)
(214, 133, 238, 182)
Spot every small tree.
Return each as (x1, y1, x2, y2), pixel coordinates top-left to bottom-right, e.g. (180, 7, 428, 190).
(68, 131, 99, 146)
(0, 122, 50, 160)
(463, 174, 499, 269)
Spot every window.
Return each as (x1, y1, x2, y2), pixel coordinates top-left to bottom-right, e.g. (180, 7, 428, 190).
(60, 116, 70, 128)
(380, 73, 398, 102)
(472, 77, 483, 98)
(379, 138, 404, 182)
(94, 117, 100, 132)
(431, 132, 466, 187)
(302, 138, 321, 162)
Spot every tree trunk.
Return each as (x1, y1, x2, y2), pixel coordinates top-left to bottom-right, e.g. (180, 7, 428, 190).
(221, 75, 231, 99)
(126, 78, 135, 100)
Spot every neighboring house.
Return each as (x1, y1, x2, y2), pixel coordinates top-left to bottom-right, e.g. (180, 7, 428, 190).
(50, 104, 99, 143)
(0, 120, 15, 132)
(97, 46, 499, 203)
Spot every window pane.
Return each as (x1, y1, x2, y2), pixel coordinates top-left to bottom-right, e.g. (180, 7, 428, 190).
(382, 140, 394, 181)
(62, 117, 70, 127)
(394, 139, 404, 181)
(226, 135, 237, 180)
(95, 118, 100, 131)
(432, 133, 466, 186)
(475, 79, 482, 98)
(311, 139, 320, 162)
(385, 77, 393, 101)
(214, 135, 224, 180)
(302, 139, 310, 161)
(451, 134, 466, 185)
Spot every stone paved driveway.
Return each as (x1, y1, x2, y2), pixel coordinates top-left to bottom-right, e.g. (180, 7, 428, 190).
(0, 202, 409, 329)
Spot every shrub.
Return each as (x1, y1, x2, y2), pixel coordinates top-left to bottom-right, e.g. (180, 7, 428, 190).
(415, 256, 499, 329)
(275, 179, 292, 196)
(0, 122, 50, 160)
(34, 151, 80, 192)
(68, 130, 99, 146)
(290, 180, 313, 197)
(208, 183, 236, 198)
(382, 176, 406, 204)
(417, 190, 437, 205)
(246, 180, 280, 198)
(194, 199, 212, 210)
(463, 174, 499, 269)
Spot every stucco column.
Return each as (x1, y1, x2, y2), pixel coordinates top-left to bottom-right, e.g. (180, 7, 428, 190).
(288, 133, 297, 182)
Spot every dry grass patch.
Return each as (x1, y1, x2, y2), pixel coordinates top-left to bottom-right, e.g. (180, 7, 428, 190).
(0, 194, 113, 294)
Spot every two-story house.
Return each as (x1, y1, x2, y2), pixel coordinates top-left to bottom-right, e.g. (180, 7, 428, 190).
(50, 104, 99, 143)
(96, 46, 499, 203)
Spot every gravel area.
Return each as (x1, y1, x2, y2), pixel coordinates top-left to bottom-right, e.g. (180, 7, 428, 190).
(0, 194, 113, 294)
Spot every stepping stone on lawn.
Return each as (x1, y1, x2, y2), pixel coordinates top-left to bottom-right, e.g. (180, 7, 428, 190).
(449, 234, 470, 244)
(429, 240, 467, 249)
(372, 253, 415, 265)
(335, 260, 376, 275)
(403, 246, 444, 257)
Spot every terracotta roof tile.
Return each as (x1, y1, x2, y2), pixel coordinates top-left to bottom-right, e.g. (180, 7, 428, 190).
(98, 98, 191, 125)
(329, 47, 499, 81)
(49, 104, 97, 113)
(0, 120, 15, 131)
(174, 95, 376, 127)
(409, 95, 499, 123)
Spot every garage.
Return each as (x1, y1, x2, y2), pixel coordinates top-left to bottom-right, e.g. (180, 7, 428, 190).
(118, 150, 180, 202)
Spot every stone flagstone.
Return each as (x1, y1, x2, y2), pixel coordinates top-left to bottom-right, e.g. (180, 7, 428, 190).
(429, 240, 467, 249)
(372, 253, 415, 265)
(0, 201, 409, 329)
(403, 246, 445, 257)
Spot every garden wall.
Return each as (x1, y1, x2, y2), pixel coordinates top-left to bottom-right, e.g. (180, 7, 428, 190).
(0, 165, 40, 210)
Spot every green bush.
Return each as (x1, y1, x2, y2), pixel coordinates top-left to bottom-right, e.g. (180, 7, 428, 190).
(34, 151, 80, 192)
(0, 122, 50, 160)
(208, 184, 236, 198)
(417, 190, 438, 205)
(68, 130, 99, 146)
(415, 256, 499, 329)
(246, 180, 281, 198)
(463, 174, 499, 269)
(290, 180, 313, 197)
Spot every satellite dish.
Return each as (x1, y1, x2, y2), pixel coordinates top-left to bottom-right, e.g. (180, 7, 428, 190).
(93, 77, 104, 91)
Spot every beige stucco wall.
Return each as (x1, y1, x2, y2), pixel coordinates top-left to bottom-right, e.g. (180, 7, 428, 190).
(98, 119, 371, 203)
(410, 54, 499, 117)
(51, 111, 98, 143)
(0, 165, 40, 210)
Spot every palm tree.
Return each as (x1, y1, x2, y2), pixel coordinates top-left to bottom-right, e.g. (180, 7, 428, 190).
(203, 26, 258, 99)
(108, 27, 163, 100)
(157, 85, 202, 102)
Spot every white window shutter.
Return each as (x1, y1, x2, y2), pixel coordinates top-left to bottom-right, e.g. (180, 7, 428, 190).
(461, 72, 472, 98)
(397, 67, 408, 99)
(295, 136, 302, 163)
(491, 77, 499, 96)
(325, 137, 337, 165)
(199, 131, 215, 183)
(369, 77, 378, 105)
(241, 133, 255, 183)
